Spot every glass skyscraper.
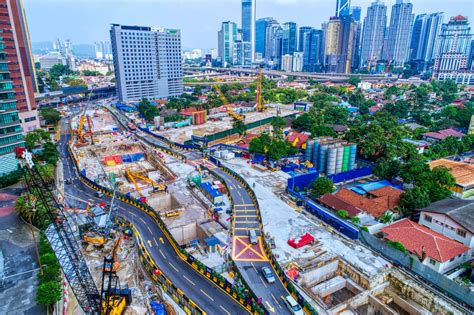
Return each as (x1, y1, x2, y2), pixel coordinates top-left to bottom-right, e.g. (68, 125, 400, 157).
(303, 29, 324, 72)
(336, 0, 351, 17)
(387, 0, 414, 66)
(281, 22, 297, 56)
(256, 18, 274, 59)
(298, 27, 312, 52)
(410, 13, 444, 65)
(360, 0, 387, 68)
(241, 0, 256, 61)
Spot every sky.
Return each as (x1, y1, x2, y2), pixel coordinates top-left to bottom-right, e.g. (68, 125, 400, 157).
(24, 0, 473, 50)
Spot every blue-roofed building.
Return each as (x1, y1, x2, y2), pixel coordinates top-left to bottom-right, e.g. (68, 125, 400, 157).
(350, 180, 402, 195)
(204, 235, 222, 253)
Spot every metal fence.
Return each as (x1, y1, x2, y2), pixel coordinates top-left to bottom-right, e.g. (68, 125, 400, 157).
(359, 230, 474, 308)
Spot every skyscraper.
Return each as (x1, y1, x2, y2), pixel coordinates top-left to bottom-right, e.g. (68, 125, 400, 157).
(303, 29, 324, 72)
(360, 0, 387, 68)
(218, 21, 238, 66)
(292, 52, 304, 72)
(256, 18, 274, 59)
(110, 24, 183, 102)
(324, 16, 357, 73)
(241, 0, 256, 62)
(264, 21, 282, 68)
(335, 0, 351, 17)
(387, 0, 414, 66)
(281, 22, 297, 56)
(410, 13, 444, 68)
(298, 26, 312, 52)
(233, 41, 252, 66)
(0, 0, 40, 174)
(349, 6, 362, 22)
(434, 15, 472, 76)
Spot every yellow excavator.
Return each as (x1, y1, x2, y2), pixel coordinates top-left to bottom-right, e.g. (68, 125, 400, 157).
(125, 168, 167, 198)
(212, 84, 245, 121)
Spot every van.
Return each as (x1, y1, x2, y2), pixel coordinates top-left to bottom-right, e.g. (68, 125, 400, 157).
(284, 295, 304, 315)
(248, 229, 258, 244)
(95, 191, 104, 198)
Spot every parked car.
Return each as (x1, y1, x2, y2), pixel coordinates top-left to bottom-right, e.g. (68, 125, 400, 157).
(284, 295, 304, 315)
(261, 266, 276, 284)
(249, 229, 258, 244)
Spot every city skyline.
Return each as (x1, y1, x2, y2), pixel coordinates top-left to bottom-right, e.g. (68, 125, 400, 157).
(24, 0, 472, 50)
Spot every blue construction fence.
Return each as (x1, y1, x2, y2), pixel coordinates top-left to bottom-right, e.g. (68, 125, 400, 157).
(287, 166, 373, 192)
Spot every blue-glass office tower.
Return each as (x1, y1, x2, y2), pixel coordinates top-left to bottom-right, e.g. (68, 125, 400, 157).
(350, 6, 362, 22)
(336, 0, 351, 17)
(256, 18, 274, 59)
(303, 29, 324, 72)
(241, 0, 256, 61)
(298, 26, 312, 52)
(281, 22, 297, 56)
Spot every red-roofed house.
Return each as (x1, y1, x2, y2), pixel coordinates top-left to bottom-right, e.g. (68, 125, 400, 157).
(286, 132, 310, 149)
(422, 128, 465, 142)
(382, 219, 470, 273)
(318, 193, 362, 217)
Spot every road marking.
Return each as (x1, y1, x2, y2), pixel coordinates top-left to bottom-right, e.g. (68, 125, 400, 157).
(159, 249, 167, 259)
(154, 238, 159, 247)
(139, 217, 147, 225)
(219, 305, 231, 315)
(147, 226, 153, 234)
(265, 301, 275, 313)
(183, 275, 195, 286)
(147, 240, 152, 248)
(168, 262, 179, 272)
(200, 289, 214, 301)
(259, 276, 268, 288)
(159, 237, 164, 244)
(272, 294, 282, 308)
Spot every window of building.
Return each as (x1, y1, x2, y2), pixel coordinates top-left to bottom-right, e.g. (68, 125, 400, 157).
(429, 259, 436, 265)
(457, 229, 466, 238)
(424, 214, 432, 223)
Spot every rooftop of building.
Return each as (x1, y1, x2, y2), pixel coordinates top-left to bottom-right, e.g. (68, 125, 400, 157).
(318, 193, 362, 218)
(422, 128, 465, 140)
(428, 159, 474, 188)
(420, 198, 474, 233)
(382, 218, 469, 263)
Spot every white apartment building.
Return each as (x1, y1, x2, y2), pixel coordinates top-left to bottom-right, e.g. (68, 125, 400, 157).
(110, 24, 183, 103)
(281, 54, 293, 72)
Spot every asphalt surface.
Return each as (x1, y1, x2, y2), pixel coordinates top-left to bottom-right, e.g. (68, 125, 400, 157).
(59, 121, 246, 314)
(213, 169, 292, 315)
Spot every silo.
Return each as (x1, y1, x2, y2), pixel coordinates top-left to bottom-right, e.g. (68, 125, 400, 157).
(342, 145, 350, 172)
(305, 140, 314, 162)
(326, 146, 337, 175)
(348, 144, 357, 170)
(312, 140, 320, 168)
(319, 144, 328, 172)
(335, 145, 344, 174)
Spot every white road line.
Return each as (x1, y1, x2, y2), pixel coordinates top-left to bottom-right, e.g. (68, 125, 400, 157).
(168, 262, 179, 272)
(183, 275, 196, 286)
(200, 289, 214, 301)
(219, 305, 231, 315)
(159, 249, 167, 259)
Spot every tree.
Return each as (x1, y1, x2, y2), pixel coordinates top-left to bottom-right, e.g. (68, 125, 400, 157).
(25, 129, 51, 150)
(62, 77, 87, 88)
(137, 98, 159, 121)
(49, 64, 72, 80)
(311, 124, 336, 138)
(0, 168, 22, 188)
(271, 116, 286, 138)
(233, 119, 247, 136)
(40, 108, 61, 125)
(81, 70, 101, 76)
(373, 159, 401, 180)
(387, 240, 407, 253)
(36, 281, 61, 307)
(399, 187, 431, 215)
(348, 90, 366, 107)
(348, 76, 361, 87)
(351, 216, 360, 225)
(291, 113, 313, 132)
(309, 177, 334, 199)
(249, 133, 271, 156)
(336, 210, 349, 219)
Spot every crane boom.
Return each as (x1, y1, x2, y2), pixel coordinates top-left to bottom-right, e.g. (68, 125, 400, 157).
(212, 84, 245, 121)
(256, 67, 265, 112)
(15, 147, 101, 313)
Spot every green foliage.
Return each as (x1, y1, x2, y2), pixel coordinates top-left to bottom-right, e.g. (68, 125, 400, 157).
(164, 114, 188, 123)
(49, 64, 73, 80)
(137, 98, 160, 121)
(81, 70, 102, 76)
(37, 143, 59, 166)
(62, 77, 87, 88)
(309, 177, 334, 199)
(384, 85, 402, 100)
(49, 78, 60, 91)
(233, 119, 247, 136)
(379, 211, 394, 223)
(336, 210, 349, 219)
(348, 76, 361, 87)
(36, 281, 61, 306)
(40, 108, 61, 125)
(373, 159, 402, 180)
(25, 129, 51, 150)
(248, 133, 297, 160)
(351, 216, 360, 225)
(361, 226, 369, 232)
(387, 240, 407, 253)
(271, 116, 286, 138)
(0, 168, 22, 188)
(291, 113, 313, 131)
(311, 124, 336, 138)
(431, 80, 458, 104)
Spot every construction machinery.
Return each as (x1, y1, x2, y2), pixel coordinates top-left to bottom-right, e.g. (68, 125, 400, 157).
(125, 168, 167, 199)
(15, 147, 130, 314)
(212, 84, 245, 121)
(256, 67, 265, 112)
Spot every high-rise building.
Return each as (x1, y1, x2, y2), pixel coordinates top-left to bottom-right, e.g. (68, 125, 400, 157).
(233, 40, 252, 66)
(95, 41, 113, 60)
(302, 29, 324, 72)
(324, 16, 357, 73)
(387, 0, 414, 67)
(410, 13, 444, 69)
(360, 0, 387, 68)
(292, 52, 304, 72)
(265, 22, 282, 68)
(0, 0, 38, 133)
(281, 22, 297, 56)
(110, 24, 183, 103)
(0, 0, 40, 174)
(469, 40, 474, 69)
(434, 15, 473, 77)
(256, 18, 274, 59)
(39, 52, 67, 70)
(336, 0, 351, 17)
(218, 21, 238, 67)
(349, 6, 362, 22)
(241, 0, 256, 62)
(281, 54, 293, 71)
(298, 26, 312, 52)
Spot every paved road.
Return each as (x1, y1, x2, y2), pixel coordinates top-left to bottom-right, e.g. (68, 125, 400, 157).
(59, 124, 246, 314)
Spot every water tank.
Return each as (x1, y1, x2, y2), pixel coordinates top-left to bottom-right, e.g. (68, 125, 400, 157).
(348, 144, 357, 170)
(319, 144, 328, 172)
(305, 140, 314, 162)
(342, 145, 350, 172)
(326, 146, 337, 175)
(312, 141, 320, 168)
(335, 145, 344, 174)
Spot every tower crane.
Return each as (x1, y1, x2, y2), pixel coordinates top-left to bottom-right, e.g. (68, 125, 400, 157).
(212, 84, 245, 121)
(15, 147, 130, 314)
(256, 67, 265, 112)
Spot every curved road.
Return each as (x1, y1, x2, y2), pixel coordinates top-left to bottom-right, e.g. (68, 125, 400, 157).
(59, 123, 246, 314)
